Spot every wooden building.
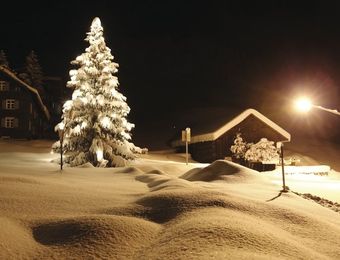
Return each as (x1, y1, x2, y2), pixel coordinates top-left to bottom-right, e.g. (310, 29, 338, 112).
(0, 66, 50, 139)
(171, 108, 291, 163)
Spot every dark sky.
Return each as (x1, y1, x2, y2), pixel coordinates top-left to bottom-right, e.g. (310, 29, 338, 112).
(1, 0, 340, 144)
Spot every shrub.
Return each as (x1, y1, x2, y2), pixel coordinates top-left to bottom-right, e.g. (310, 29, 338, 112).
(244, 138, 279, 163)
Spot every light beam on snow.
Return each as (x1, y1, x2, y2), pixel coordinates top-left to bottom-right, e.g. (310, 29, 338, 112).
(96, 150, 103, 161)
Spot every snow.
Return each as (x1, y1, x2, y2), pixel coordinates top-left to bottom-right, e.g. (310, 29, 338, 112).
(265, 169, 340, 202)
(1, 139, 340, 259)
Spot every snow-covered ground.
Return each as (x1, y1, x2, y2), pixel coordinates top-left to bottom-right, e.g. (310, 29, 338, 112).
(264, 168, 340, 202)
(1, 139, 340, 259)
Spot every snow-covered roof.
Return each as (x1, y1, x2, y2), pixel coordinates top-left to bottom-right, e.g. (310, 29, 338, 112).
(171, 108, 291, 147)
(0, 65, 50, 120)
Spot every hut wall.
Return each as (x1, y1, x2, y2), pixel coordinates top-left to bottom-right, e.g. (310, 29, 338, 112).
(189, 141, 217, 163)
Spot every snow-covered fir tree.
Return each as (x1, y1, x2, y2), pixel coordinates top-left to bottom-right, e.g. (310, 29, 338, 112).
(0, 50, 9, 67)
(53, 17, 143, 167)
(244, 138, 279, 163)
(230, 132, 248, 159)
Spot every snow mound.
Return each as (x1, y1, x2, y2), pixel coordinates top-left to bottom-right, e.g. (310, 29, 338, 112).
(140, 207, 327, 259)
(132, 186, 340, 258)
(145, 169, 167, 175)
(76, 162, 95, 168)
(0, 217, 40, 259)
(294, 192, 340, 213)
(115, 166, 142, 174)
(148, 178, 194, 192)
(33, 215, 161, 259)
(181, 160, 263, 183)
(135, 189, 236, 223)
(135, 173, 170, 184)
(135, 169, 196, 192)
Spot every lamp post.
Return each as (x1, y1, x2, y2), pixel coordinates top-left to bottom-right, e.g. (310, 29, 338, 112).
(57, 123, 65, 171)
(277, 142, 288, 192)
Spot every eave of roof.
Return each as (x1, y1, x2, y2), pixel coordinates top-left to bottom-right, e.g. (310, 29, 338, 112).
(0, 66, 50, 120)
(171, 108, 291, 147)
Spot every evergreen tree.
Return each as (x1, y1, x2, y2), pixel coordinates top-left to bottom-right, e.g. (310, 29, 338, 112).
(53, 17, 142, 167)
(23, 50, 43, 88)
(0, 50, 9, 67)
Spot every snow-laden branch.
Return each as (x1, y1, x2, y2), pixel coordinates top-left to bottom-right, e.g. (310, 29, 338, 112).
(313, 105, 340, 116)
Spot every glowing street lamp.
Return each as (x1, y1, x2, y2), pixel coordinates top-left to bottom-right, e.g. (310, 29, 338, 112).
(295, 97, 340, 116)
(295, 97, 312, 112)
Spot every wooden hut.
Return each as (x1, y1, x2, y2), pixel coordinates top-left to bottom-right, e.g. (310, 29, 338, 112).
(171, 108, 291, 163)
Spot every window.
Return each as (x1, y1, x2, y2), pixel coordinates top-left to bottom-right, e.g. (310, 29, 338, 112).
(5, 99, 18, 110)
(4, 117, 18, 128)
(0, 81, 9, 91)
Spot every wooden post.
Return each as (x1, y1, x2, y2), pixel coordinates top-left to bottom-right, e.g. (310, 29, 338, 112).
(182, 128, 191, 165)
(59, 129, 64, 172)
(185, 139, 188, 165)
(60, 139, 63, 171)
(280, 143, 287, 192)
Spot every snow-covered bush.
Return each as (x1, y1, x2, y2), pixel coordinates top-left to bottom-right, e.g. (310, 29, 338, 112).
(244, 138, 279, 163)
(52, 17, 143, 167)
(230, 133, 248, 159)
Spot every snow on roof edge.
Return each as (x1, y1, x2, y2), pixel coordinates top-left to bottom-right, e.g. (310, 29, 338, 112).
(0, 66, 50, 120)
(171, 108, 291, 146)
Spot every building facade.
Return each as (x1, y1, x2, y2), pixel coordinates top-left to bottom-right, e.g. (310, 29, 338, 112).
(0, 66, 50, 139)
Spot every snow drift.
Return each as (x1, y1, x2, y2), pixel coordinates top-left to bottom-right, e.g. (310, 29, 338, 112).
(181, 159, 264, 183)
(1, 140, 340, 259)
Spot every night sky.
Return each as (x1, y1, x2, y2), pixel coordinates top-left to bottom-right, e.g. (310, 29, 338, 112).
(1, 1, 340, 146)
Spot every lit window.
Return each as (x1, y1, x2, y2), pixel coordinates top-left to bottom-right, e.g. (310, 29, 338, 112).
(0, 81, 9, 91)
(5, 99, 17, 110)
(4, 117, 17, 128)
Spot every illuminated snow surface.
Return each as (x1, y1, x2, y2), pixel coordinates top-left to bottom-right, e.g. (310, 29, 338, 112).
(1, 139, 340, 259)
